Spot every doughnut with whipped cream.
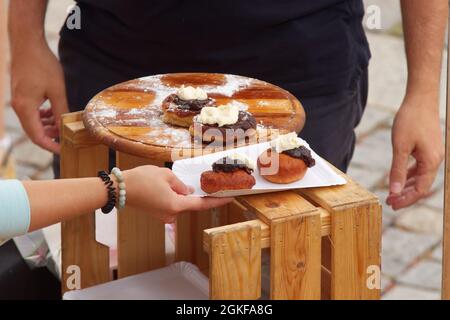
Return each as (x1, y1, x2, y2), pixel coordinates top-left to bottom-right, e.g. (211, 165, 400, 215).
(162, 86, 215, 128)
(200, 153, 256, 193)
(257, 132, 315, 184)
(190, 102, 257, 143)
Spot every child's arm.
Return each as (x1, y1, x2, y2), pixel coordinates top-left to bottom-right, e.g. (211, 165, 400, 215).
(1, 165, 232, 238)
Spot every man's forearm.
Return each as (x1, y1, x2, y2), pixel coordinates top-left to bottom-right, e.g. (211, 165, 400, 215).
(8, 0, 48, 54)
(401, 0, 448, 100)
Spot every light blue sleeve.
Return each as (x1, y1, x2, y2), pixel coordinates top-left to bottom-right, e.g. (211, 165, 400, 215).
(0, 180, 31, 239)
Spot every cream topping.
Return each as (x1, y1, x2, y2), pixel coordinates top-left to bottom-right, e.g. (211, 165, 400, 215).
(176, 85, 208, 100)
(270, 132, 302, 153)
(228, 153, 256, 171)
(199, 103, 240, 127)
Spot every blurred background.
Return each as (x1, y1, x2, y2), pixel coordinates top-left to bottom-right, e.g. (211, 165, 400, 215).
(0, 0, 447, 299)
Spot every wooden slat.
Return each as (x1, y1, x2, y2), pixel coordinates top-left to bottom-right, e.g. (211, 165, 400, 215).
(321, 266, 332, 300)
(60, 112, 100, 147)
(176, 187, 241, 265)
(199, 207, 230, 274)
(207, 220, 261, 299)
(298, 166, 377, 211)
(204, 220, 269, 253)
(238, 191, 322, 300)
(0, 152, 15, 179)
(317, 208, 331, 237)
(61, 114, 110, 293)
(330, 203, 382, 300)
(65, 121, 99, 146)
(203, 209, 330, 253)
(270, 212, 321, 300)
(298, 166, 382, 300)
(62, 110, 83, 124)
(227, 200, 249, 224)
(237, 191, 318, 225)
(320, 236, 333, 300)
(175, 212, 194, 263)
(191, 210, 214, 272)
(116, 152, 166, 278)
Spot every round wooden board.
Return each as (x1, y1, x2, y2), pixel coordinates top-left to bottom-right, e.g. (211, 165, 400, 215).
(83, 73, 305, 162)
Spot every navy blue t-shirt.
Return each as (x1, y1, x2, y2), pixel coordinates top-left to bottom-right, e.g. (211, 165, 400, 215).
(64, 0, 370, 98)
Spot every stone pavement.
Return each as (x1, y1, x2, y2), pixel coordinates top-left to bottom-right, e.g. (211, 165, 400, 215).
(2, 0, 446, 299)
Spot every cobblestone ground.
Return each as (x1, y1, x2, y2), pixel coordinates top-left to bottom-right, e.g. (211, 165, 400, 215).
(3, 0, 446, 299)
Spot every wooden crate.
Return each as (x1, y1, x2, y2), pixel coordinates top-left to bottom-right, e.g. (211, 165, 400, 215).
(60, 112, 382, 300)
(0, 149, 15, 179)
(203, 184, 382, 300)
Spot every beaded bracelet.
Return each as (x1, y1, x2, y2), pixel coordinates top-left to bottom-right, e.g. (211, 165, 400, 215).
(98, 171, 116, 214)
(111, 167, 126, 209)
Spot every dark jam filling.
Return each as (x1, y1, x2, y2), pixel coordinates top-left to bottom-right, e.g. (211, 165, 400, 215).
(212, 157, 253, 175)
(173, 95, 214, 112)
(282, 146, 316, 168)
(201, 111, 257, 131)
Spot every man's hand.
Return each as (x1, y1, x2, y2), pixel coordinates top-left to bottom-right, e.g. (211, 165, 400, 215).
(10, 41, 68, 154)
(9, 0, 67, 154)
(387, 0, 448, 210)
(387, 94, 444, 210)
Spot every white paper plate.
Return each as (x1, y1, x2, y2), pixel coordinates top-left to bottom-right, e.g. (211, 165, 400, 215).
(172, 138, 347, 197)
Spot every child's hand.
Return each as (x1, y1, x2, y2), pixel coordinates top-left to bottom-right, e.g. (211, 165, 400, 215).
(122, 166, 232, 223)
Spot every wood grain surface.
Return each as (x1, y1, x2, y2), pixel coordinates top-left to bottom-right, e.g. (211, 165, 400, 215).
(206, 220, 262, 299)
(83, 73, 305, 162)
(61, 113, 110, 293)
(116, 153, 166, 278)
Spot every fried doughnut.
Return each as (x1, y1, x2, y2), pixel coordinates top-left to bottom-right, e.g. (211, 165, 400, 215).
(200, 170, 256, 194)
(190, 111, 257, 143)
(162, 93, 215, 128)
(257, 147, 314, 184)
(200, 156, 256, 193)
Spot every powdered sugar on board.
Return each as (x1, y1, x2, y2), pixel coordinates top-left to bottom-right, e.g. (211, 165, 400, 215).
(85, 73, 299, 150)
(137, 74, 255, 106)
(172, 138, 347, 198)
(203, 74, 254, 97)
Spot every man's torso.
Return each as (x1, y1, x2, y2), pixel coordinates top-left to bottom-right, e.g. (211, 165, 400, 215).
(62, 0, 370, 97)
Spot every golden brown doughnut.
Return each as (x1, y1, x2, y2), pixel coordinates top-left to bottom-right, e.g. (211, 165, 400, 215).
(200, 169, 256, 194)
(162, 94, 215, 128)
(162, 110, 195, 128)
(189, 124, 257, 143)
(257, 148, 308, 184)
(190, 111, 257, 143)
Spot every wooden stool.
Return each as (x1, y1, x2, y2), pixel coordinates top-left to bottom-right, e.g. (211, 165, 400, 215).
(60, 73, 381, 300)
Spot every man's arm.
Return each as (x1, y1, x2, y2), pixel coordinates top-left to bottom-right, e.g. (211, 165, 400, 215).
(9, 0, 68, 153)
(388, 0, 448, 209)
(9, 0, 47, 50)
